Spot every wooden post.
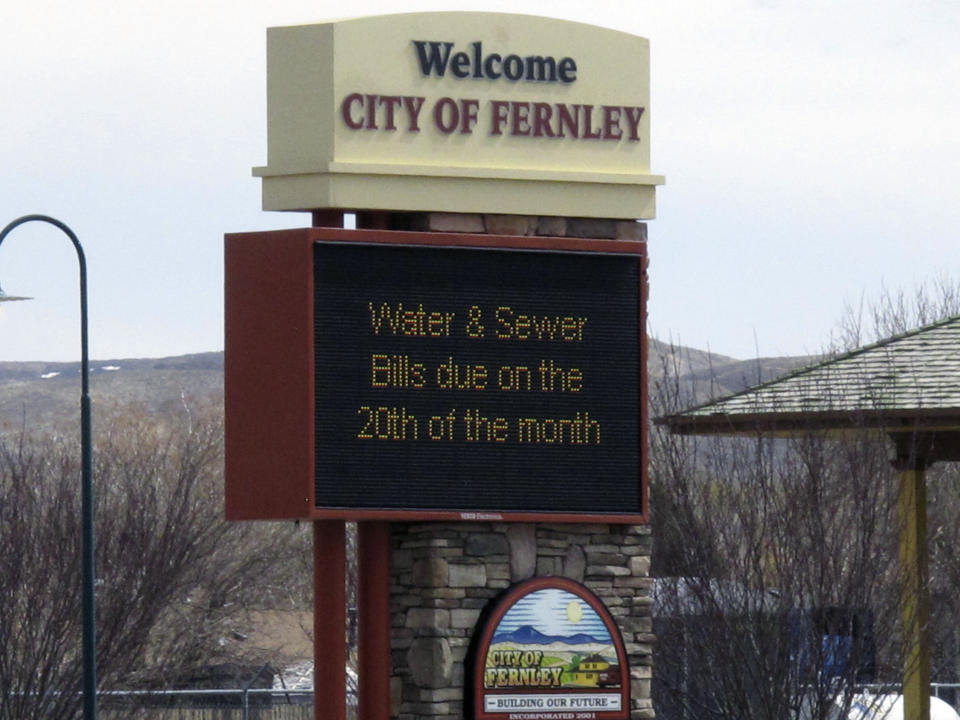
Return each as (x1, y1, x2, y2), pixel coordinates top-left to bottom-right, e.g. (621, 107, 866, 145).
(894, 437, 932, 720)
(314, 520, 347, 720)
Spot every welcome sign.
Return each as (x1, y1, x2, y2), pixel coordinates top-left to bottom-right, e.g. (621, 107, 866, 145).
(341, 42, 644, 141)
(253, 13, 663, 219)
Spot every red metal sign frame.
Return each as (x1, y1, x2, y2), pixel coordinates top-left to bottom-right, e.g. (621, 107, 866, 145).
(225, 227, 648, 523)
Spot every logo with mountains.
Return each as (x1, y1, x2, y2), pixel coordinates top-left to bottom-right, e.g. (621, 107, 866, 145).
(492, 625, 603, 646)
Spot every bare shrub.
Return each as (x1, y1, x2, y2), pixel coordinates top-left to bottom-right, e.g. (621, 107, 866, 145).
(0, 399, 309, 719)
(650, 347, 902, 720)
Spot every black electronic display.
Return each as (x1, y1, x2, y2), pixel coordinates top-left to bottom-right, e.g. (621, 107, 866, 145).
(313, 241, 642, 515)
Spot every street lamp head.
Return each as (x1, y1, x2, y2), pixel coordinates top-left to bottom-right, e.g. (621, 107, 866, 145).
(0, 283, 32, 303)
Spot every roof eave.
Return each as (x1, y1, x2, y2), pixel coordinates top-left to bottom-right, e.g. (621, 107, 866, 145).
(655, 407, 960, 437)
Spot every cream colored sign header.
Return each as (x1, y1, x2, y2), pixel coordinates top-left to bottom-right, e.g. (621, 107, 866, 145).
(254, 13, 664, 219)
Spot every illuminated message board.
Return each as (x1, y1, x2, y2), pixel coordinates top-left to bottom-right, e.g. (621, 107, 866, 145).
(313, 241, 643, 516)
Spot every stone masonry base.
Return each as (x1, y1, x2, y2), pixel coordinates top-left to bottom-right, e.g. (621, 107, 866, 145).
(390, 523, 653, 720)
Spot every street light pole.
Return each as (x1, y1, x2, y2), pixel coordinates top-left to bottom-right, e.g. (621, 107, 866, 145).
(0, 214, 97, 720)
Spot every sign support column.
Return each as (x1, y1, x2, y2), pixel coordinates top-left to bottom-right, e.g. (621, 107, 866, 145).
(894, 436, 932, 720)
(358, 521, 392, 720)
(314, 520, 347, 720)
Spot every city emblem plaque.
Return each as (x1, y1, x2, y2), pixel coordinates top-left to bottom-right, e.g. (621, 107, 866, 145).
(471, 577, 629, 720)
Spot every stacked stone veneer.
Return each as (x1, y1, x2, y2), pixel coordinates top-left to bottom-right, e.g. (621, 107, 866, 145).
(390, 523, 653, 720)
(350, 211, 647, 244)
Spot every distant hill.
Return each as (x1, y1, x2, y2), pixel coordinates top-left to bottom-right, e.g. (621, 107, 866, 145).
(647, 338, 816, 407)
(0, 344, 815, 431)
(0, 352, 223, 431)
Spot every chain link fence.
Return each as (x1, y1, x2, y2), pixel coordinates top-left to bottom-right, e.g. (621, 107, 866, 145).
(99, 687, 356, 720)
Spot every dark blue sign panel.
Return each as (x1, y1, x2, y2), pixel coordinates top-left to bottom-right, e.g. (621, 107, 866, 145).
(313, 241, 642, 516)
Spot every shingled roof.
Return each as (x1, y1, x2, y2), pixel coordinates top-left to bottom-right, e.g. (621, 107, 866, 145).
(656, 315, 960, 442)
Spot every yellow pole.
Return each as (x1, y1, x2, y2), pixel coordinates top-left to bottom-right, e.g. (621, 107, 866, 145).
(897, 465, 930, 720)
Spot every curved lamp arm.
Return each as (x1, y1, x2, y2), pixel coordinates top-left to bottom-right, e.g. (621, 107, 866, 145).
(0, 214, 97, 720)
(0, 215, 87, 376)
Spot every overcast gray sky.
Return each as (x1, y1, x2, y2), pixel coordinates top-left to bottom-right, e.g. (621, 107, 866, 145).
(2, 0, 957, 362)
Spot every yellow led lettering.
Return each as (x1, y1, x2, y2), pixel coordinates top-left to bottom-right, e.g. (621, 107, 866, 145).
(356, 406, 419, 440)
(370, 353, 425, 389)
(495, 306, 587, 342)
(497, 364, 532, 391)
(436, 357, 488, 390)
(368, 301, 455, 337)
(517, 412, 600, 445)
(360, 298, 608, 451)
(537, 359, 582, 392)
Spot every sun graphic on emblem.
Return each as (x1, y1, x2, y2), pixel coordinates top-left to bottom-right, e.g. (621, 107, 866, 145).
(565, 600, 583, 623)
